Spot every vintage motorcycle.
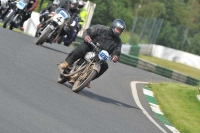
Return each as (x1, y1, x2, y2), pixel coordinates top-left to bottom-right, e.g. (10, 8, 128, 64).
(3, 0, 29, 30)
(35, 7, 71, 45)
(57, 42, 111, 93)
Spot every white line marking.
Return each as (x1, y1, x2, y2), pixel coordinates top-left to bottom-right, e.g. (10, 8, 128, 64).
(130, 81, 168, 133)
(164, 125, 180, 133)
(143, 88, 154, 97)
(149, 103, 164, 115)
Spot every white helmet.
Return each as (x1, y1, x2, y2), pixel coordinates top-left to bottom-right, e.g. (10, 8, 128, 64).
(78, 0, 85, 9)
(1, 0, 9, 8)
(53, 0, 60, 6)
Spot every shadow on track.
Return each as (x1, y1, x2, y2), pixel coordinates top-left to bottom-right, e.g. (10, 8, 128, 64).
(41, 45, 70, 55)
(79, 90, 140, 109)
(62, 83, 140, 109)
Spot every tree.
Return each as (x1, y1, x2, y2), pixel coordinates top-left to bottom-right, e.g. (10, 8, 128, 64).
(90, 0, 139, 29)
(137, 1, 166, 18)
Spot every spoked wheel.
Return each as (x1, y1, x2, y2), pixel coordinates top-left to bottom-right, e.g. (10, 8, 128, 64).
(72, 66, 97, 93)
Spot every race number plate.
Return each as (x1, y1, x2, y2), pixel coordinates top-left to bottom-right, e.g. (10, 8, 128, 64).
(98, 50, 109, 61)
(59, 10, 68, 19)
(16, 1, 26, 10)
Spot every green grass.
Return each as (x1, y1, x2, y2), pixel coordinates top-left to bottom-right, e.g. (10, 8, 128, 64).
(139, 54, 200, 80)
(0, 22, 33, 36)
(147, 82, 200, 133)
(139, 55, 200, 132)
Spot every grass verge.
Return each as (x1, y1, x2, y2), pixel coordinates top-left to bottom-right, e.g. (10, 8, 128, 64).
(147, 82, 200, 133)
(139, 55, 200, 80)
(0, 22, 32, 36)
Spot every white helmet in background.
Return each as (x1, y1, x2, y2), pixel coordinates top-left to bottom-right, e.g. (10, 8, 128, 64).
(78, 0, 85, 9)
(1, 0, 9, 8)
(53, 0, 60, 6)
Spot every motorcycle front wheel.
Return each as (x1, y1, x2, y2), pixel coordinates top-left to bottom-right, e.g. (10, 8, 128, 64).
(36, 27, 52, 45)
(3, 10, 15, 28)
(72, 69, 97, 93)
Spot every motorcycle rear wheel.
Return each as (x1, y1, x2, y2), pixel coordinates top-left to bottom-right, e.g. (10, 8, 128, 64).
(36, 27, 52, 45)
(72, 69, 97, 93)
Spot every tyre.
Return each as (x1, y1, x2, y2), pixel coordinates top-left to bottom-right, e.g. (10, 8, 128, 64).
(72, 69, 97, 93)
(35, 28, 40, 37)
(3, 10, 15, 28)
(36, 27, 52, 45)
(9, 23, 14, 30)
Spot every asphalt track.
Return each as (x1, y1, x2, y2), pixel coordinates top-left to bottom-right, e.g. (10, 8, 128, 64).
(0, 27, 175, 133)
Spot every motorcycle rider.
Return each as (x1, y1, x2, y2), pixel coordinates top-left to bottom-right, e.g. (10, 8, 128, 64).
(58, 19, 126, 87)
(37, 0, 60, 28)
(54, 0, 79, 44)
(63, 0, 87, 46)
(60, 0, 79, 16)
(77, 0, 88, 30)
(62, 0, 88, 46)
(19, 0, 38, 31)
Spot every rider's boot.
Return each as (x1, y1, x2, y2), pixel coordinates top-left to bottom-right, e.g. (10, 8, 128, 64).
(57, 61, 69, 83)
(59, 61, 69, 69)
(58, 61, 69, 74)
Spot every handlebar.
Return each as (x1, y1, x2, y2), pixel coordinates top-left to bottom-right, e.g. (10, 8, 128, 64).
(90, 42, 100, 53)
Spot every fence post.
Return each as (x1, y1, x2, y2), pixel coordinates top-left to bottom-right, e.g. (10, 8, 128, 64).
(138, 18, 148, 44)
(129, 16, 138, 44)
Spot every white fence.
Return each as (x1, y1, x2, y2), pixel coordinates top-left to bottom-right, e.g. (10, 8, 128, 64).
(121, 44, 200, 70)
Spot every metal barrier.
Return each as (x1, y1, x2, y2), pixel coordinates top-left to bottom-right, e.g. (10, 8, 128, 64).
(119, 53, 200, 86)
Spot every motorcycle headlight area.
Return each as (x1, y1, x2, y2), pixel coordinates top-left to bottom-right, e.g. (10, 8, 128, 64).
(84, 52, 96, 62)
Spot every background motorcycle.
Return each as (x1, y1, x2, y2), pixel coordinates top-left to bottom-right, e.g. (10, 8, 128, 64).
(0, 0, 16, 21)
(0, 0, 8, 18)
(35, 7, 71, 45)
(35, 10, 55, 37)
(3, 0, 29, 30)
(56, 16, 83, 45)
(57, 42, 111, 93)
